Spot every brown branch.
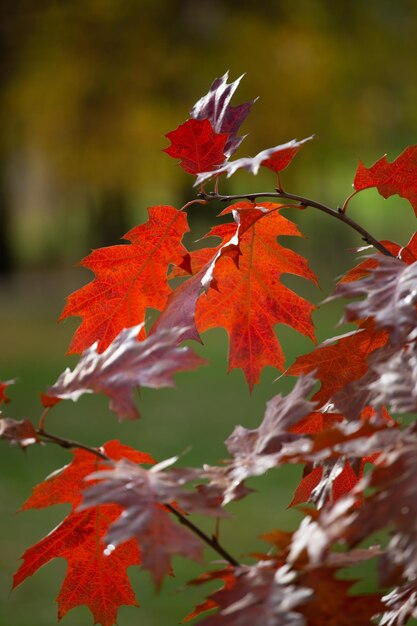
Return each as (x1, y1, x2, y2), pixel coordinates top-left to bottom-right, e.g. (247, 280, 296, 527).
(197, 189, 394, 258)
(166, 503, 240, 567)
(36, 427, 240, 567)
(37, 428, 109, 459)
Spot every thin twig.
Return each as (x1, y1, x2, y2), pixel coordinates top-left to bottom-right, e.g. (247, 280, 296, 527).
(37, 428, 108, 460)
(35, 427, 240, 567)
(166, 503, 240, 567)
(197, 190, 394, 258)
(180, 199, 208, 212)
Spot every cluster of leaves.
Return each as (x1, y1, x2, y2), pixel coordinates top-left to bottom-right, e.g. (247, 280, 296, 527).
(3, 72, 417, 625)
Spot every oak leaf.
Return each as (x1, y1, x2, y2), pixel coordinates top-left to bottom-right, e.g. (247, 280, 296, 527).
(190, 562, 312, 626)
(334, 256, 417, 345)
(81, 457, 228, 587)
(152, 204, 266, 343)
(14, 440, 154, 626)
(354, 145, 417, 216)
(190, 202, 317, 388)
(337, 231, 417, 285)
(190, 71, 256, 157)
(370, 342, 417, 413)
(299, 566, 383, 626)
(288, 320, 388, 408)
(182, 567, 237, 623)
(48, 324, 207, 420)
(195, 137, 313, 186)
(61, 205, 189, 354)
(164, 118, 228, 175)
(0, 417, 39, 449)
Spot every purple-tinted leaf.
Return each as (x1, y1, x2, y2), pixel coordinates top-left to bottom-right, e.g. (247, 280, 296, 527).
(0, 417, 39, 449)
(290, 427, 417, 589)
(81, 458, 228, 587)
(152, 206, 254, 341)
(226, 374, 317, 459)
(369, 342, 417, 413)
(49, 325, 206, 420)
(195, 136, 313, 186)
(381, 584, 417, 626)
(201, 375, 317, 505)
(289, 498, 357, 566)
(333, 256, 417, 345)
(197, 562, 311, 626)
(350, 435, 417, 582)
(190, 71, 256, 157)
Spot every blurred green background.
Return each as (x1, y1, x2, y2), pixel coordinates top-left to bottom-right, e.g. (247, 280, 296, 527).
(1, 1, 417, 624)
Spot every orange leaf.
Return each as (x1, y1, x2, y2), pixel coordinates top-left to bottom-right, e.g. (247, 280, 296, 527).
(14, 440, 155, 626)
(194, 202, 318, 388)
(354, 145, 417, 216)
(61, 206, 189, 353)
(288, 320, 388, 407)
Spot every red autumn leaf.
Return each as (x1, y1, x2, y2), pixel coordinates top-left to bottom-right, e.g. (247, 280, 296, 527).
(189, 202, 317, 388)
(15, 506, 140, 626)
(182, 567, 237, 623)
(81, 457, 229, 587)
(152, 204, 266, 344)
(338, 232, 417, 285)
(61, 205, 189, 354)
(337, 241, 401, 284)
(48, 324, 207, 420)
(190, 71, 256, 157)
(288, 405, 392, 509)
(189, 561, 312, 626)
(39, 392, 62, 408)
(0, 378, 15, 404)
(0, 417, 39, 449)
(164, 118, 228, 175)
(332, 460, 361, 501)
(299, 567, 383, 626)
(14, 440, 155, 626)
(354, 145, 417, 216)
(289, 466, 324, 507)
(288, 320, 388, 408)
(290, 461, 364, 509)
(289, 410, 343, 435)
(195, 136, 313, 186)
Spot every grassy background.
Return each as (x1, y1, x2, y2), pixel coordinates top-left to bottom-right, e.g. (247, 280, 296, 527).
(0, 201, 410, 626)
